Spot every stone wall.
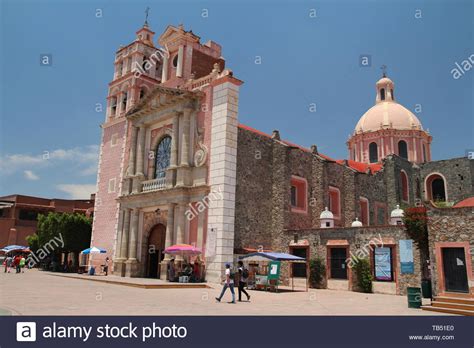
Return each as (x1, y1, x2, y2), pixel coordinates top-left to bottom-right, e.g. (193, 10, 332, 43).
(234, 127, 274, 250)
(420, 157, 474, 204)
(281, 226, 422, 295)
(427, 206, 474, 296)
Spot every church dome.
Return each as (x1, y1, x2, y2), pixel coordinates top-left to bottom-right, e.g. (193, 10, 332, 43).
(347, 71, 433, 164)
(355, 102, 423, 133)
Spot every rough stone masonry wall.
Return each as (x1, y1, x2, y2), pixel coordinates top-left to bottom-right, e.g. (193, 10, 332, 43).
(420, 157, 474, 204)
(234, 127, 274, 250)
(235, 128, 395, 252)
(427, 206, 474, 296)
(382, 155, 417, 209)
(279, 226, 422, 295)
(354, 170, 387, 224)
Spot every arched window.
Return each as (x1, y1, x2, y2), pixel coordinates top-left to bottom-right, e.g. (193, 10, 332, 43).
(398, 140, 408, 160)
(142, 56, 148, 72)
(400, 171, 409, 202)
(426, 174, 446, 202)
(172, 54, 179, 68)
(121, 92, 128, 112)
(423, 144, 427, 162)
(369, 142, 378, 163)
(391, 89, 394, 100)
(380, 88, 385, 101)
(154, 136, 171, 179)
(110, 97, 117, 116)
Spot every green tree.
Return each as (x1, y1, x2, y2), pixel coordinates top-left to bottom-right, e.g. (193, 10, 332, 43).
(30, 212, 92, 270)
(61, 213, 92, 267)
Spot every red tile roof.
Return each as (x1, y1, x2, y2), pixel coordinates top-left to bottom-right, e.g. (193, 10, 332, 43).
(238, 124, 383, 174)
(335, 159, 383, 174)
(453, 196, 474, 208)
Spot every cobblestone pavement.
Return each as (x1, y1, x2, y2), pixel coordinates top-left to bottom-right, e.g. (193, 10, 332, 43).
(0, 269, 447, 316)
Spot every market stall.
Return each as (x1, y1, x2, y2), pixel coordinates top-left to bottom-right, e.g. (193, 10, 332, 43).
(239, 252, 308, 292)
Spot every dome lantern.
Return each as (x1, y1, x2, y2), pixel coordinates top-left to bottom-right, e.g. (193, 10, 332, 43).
(390, 204, 404, 225)
(351, 217, 363, 227)
(320, 207, 334, 228)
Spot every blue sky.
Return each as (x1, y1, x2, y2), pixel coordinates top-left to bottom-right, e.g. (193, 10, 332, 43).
(0, 0, 472, 199)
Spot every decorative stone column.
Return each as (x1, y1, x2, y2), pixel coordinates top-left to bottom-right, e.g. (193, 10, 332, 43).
(125, 208, 140, 277)
(161, 54, 169, 82)
(116, 209, 131, 276)
(160, 203, 175, 280)
(136, 126, 146, 176)
(175, 203, 186, 262)
(176, 45, 184, 77)
(133, 126, 146, 193)
(176, 109, 192, 187)
(166, 113, 179, 188)
(128, 125, 138, 176)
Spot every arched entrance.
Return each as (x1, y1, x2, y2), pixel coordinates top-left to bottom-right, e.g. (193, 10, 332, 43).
(426, 174, 447, 202)
(146, 224, 166, 278)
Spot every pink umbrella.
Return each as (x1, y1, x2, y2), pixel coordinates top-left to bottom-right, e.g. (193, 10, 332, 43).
(164, 244, 202, 255)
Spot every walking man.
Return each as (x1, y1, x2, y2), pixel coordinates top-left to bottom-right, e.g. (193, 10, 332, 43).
(215, 263, 236, 304)
(237, 261, 251, 302)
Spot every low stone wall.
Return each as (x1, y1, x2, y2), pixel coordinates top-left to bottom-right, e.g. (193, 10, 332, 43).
(278, 225, 422, 295)
(427, 206, 474, 296)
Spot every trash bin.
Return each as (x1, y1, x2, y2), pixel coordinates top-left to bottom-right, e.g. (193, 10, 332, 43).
(407, 287, 422, 308)
(421, 280, 432, 299)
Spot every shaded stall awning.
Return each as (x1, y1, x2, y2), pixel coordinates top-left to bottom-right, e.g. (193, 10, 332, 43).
(239, 252, 306, 263)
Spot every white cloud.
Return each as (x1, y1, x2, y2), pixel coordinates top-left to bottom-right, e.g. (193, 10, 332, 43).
(24, 170, 39, 180)
(0, 145, 99, 176)
(57, 184, 97, 199)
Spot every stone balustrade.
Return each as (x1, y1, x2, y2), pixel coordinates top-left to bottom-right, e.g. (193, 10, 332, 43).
(141, 177, 166, 192)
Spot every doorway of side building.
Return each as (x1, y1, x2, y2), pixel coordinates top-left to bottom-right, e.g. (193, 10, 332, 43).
(146, 224, 166, 278)
(330, 248, 348, 279)
(290, 247, 308, 278)
(442, 247, 469, 293)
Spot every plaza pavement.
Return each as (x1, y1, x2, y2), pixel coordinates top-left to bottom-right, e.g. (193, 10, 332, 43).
(0, 269, 448, 316)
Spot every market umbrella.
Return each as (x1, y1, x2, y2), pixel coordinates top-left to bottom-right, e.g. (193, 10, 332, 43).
(81, 247, 107, 254)
(164, 244, 202, 255)
(1, 245, 30, 253)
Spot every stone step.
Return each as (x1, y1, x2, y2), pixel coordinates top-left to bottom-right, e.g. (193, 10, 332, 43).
(434, 296, 474, 306)
(421, 305, 474, 316)
(432, 301, 474, 311)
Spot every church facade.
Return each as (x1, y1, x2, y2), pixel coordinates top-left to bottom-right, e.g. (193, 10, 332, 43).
(91, 22, 474, 297)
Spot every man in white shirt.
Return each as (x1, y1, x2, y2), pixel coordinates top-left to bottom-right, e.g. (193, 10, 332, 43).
(215, 263, 236, 304)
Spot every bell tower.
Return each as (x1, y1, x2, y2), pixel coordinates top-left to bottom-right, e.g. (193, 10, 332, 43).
(91, 16, 163, 271)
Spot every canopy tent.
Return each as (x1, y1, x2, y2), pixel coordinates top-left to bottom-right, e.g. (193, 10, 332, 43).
(240, 252, 305, 262)
(239, 252, 309, 292)
(1, 245, 30, 253)
(164, 244, 202, 256)
(81, 247, 106, 254)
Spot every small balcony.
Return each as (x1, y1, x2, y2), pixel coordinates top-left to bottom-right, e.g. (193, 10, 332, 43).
(141, 177, 166, 192)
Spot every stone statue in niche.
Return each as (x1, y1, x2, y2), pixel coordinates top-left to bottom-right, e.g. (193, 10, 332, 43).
(194, 127, 208, 167)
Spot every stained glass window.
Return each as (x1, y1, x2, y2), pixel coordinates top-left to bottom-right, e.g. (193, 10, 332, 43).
(154, 136, 171, 179)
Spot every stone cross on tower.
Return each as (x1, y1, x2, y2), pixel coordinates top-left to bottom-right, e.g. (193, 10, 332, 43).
(144, 7, 150, 26)
(381, 64, 387, 77)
